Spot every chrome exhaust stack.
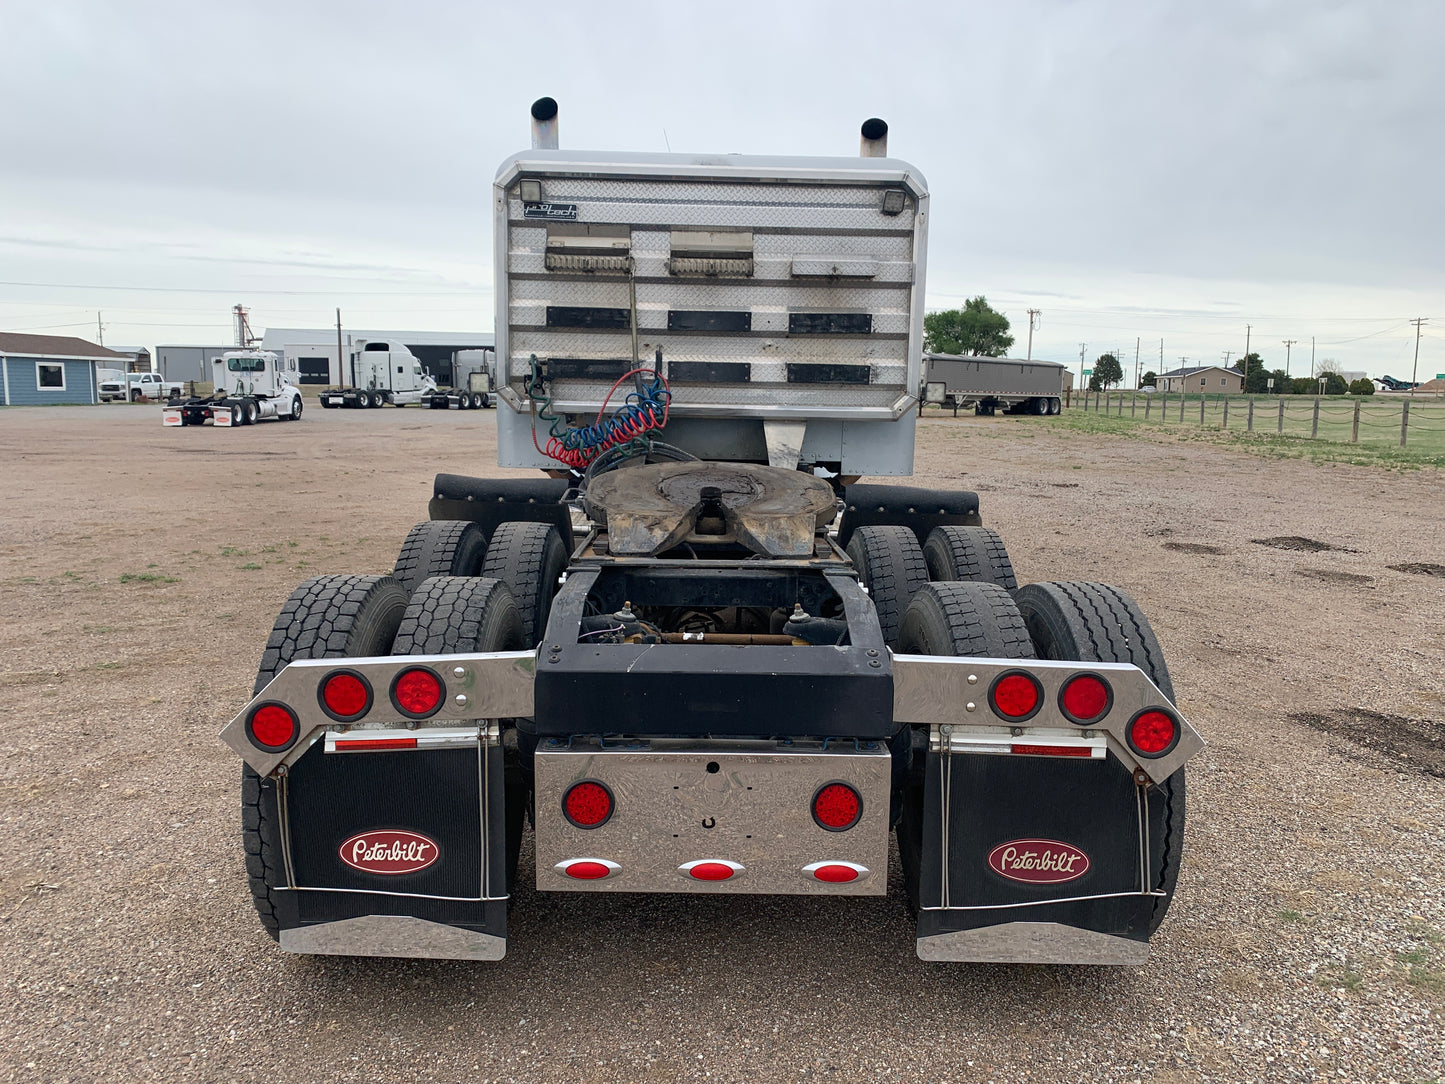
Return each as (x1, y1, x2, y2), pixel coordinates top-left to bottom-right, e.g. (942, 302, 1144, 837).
(860, 117, 888, 158)
(531, 97, 559, 150)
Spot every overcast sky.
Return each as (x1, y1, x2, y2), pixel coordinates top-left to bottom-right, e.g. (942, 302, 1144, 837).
(2, 0, 1442, 380)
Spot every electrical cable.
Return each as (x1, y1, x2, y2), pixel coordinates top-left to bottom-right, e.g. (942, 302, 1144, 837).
(528, 355, 672, 470)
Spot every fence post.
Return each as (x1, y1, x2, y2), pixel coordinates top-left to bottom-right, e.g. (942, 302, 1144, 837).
(1222, 396, 1229, 429)
(1277, 397, 1285, 434)
(1132, 393, 1137, 417)
(1311, 397, 1319, 438)
(1180, 393, 1186, 423)
(1352, 400, 1360, 442)
(1247, 396, 1254, 431)
(1161, 390, 1168, 420)
(1401, 399, 1410, 447)
(1145, 394, 1152, 420)
(1200, 395, 1206, 425)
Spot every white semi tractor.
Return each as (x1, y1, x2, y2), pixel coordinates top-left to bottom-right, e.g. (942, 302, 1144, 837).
(321, 341, 491, 410)
(223, 100, 1197, 967)
(163, 350, 304, 427)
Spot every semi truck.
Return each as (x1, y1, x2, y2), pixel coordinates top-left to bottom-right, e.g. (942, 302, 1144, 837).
(223, 99, 1198, 966)
(923, 353, 1065, 415)
(163, 350, 303, 426)
(321, 341, 491, 409)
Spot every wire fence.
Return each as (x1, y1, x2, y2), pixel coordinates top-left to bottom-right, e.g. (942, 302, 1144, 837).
(1065, 389, 1445, 452)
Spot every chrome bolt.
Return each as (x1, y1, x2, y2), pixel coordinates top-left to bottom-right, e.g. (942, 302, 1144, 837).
(1011, 726, 1024, 737)
(454, 693, 468, 707)
(453, 666, 467, 678)
(965, 702, 976, 713)
(966, 673, 978, 685)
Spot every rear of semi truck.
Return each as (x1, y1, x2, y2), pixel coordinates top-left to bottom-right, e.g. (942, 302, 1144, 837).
(224, 99, 1199, 965)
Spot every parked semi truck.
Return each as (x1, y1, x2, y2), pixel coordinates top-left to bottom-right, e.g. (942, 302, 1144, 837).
(224, 100, 1197, 965)
(164, 350, 303, 426)
(923, 353, 1065, 415)
(321, 341, 490, 409)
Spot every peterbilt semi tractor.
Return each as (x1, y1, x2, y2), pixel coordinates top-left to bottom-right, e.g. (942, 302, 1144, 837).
(224, 99, 1197, 965)
(164, 351, 303, 426)
(321, 341, 491, 409)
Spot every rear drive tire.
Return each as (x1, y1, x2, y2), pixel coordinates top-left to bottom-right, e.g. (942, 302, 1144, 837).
(481, 521, 567, 649)
(1013, 581, 1183, 932)
(391, 520, 488, 597)
(845, 525, 928, 649)
(895, 581, 1034, 910)
(242, 574, 409, 941)
(922, 526, 1017, 590)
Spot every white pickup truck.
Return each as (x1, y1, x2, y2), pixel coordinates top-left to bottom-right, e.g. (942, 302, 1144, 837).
(99, 371, 185, 402)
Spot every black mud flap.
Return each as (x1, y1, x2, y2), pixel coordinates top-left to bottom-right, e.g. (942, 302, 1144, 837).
(429, 474, 574, 552)
(914, 749, 1175, 965)
(272, 733, 514, 960)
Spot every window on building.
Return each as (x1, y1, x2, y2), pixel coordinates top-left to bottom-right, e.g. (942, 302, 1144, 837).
(1200, 377, 1206, 387)
(1221, 378, 1227, 386)
(37, 363, 65, 390)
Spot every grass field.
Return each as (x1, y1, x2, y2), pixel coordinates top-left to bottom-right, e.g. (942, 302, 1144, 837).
(1053, 392, 1445, 468)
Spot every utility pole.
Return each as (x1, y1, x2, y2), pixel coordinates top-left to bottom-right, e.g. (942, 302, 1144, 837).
(336, 308, 345, 389)
(1310, 336, 1315, 379)
(1025, 309, 1040, 361)
(1222, 350, 1233, 368)
(1242, 324, 1251, 390)
(1078, 343, 1087, 393)
(1410, 318, 1428, 396)
(96, 312, 104, 347)
(1135, 337, 1141, 388)
(1281, 339, 1297, 378)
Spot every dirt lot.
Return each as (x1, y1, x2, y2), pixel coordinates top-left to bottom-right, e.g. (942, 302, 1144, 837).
(2, 404, 1442, 1084)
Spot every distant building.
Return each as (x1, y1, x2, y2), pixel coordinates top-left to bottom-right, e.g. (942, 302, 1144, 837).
(1158, 364, 1244, 394)
(0, 333, 130, 406)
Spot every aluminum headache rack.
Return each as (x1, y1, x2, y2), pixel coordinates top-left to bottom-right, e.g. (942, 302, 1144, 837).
(492, 143, 930, 475)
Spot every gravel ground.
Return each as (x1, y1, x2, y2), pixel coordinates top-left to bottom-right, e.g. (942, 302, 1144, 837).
(1, 404, 1441, 1084)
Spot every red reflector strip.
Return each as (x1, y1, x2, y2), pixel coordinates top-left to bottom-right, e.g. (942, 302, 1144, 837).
(334, 737, 418, 751)
(1011, 743, 1097, 757)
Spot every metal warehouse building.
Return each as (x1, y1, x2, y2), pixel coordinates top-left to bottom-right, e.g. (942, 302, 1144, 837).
(0, 333, 131, 406)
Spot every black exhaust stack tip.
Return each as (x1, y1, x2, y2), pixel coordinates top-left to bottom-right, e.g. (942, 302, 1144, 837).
(531, 97, 559, 122)
(861, 118, 888, 141)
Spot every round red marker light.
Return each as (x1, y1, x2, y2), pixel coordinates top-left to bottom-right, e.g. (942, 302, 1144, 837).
(1060, 674, 1111, 723)
(990, 672, 1042, 720)
(391, 667, 443, 718)
(320, 671, 370, 720)
(812, 864, 860, 883)
(1129, 709, 1179, 757)
(812, 783, 862, 831)
(563, 781, 614, 828)
(247, 704, 298, 750)
(686, 862, 736, 881)
(563, 861, 611, 880)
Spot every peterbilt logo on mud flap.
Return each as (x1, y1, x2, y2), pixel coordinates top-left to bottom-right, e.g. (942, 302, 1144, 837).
(987, 839, 1090, 884)
(339, 830, 439, 874)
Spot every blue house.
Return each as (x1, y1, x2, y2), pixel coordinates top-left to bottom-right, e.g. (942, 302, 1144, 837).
(0, 333, 131, 406)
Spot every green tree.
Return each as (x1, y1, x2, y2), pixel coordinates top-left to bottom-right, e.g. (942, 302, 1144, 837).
(923, 296, 1015, 356)
(1317, 369, 1348, 395)
(1139, 369, 1158, 389)
(1092, 353, 1124, 390)
(1348, 378, 1375, 396)
(1240, 353, 1272, 394)
(1269, 368, 1291, 393)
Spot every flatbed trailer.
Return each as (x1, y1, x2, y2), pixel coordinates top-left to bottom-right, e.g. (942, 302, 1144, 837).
(222, 100, 1198, 966)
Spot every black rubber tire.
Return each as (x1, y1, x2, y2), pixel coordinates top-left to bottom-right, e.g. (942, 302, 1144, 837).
(242, 574, 409, 940)
(480, 392, 491, 409)
(922, 526, 1017, 590)
(845, 525, 928, 649)
(228, 404, 241, 425)
(898, 580, 1036, 661)
(894, 581, 1034, 910)
(1050, 397, 1062, 415)
(481, 521, 567, 649)
(1012, 580, 1183, 932)
(391, 520, 488, 597)
(288, 396, 303, 421)
(392, 575, 523, 655)
(244, 399, 260, 425)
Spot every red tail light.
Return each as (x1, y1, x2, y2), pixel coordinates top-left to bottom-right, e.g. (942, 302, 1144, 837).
(812, 782, 862, 831)
(989, 671, 1042, 721)
(681, 860, 743, 881)
(563, 781, 614, 828)
(558, 859, 616, 880)
(804, 862, 868, 883)
(320, 670, 371, 720)
(1059, 674, 1111, 724)
(391, 667, 443, 718)
(247, 703, 298, 751)
(1128, 709, 1180, 757)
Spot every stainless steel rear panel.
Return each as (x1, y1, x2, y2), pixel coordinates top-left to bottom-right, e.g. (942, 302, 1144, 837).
(533, 738, 891, 895)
